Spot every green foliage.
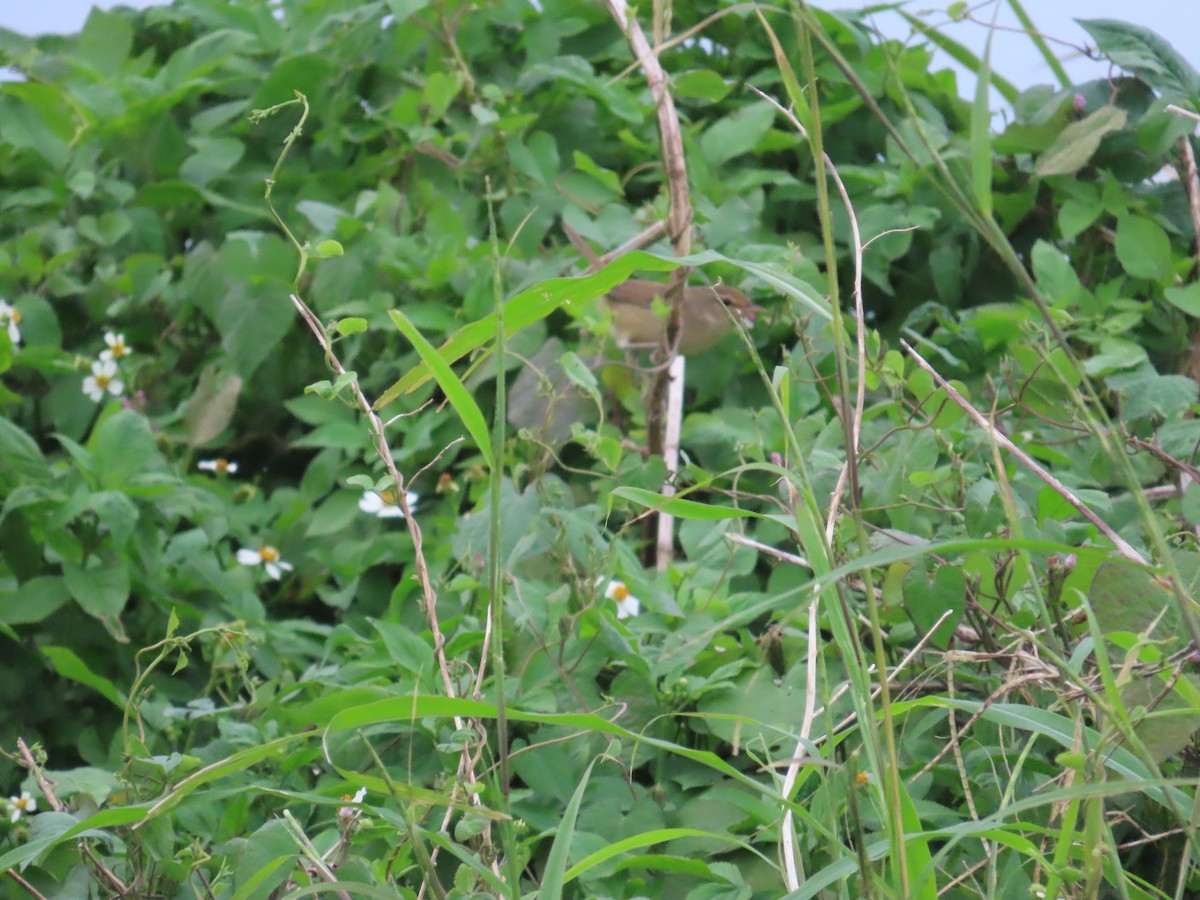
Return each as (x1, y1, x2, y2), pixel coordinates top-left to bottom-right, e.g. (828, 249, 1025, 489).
(1, 1, 1200, 897)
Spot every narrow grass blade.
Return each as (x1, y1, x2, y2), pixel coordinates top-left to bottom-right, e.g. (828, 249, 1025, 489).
(1005, 0, 1070, 89)
(970, 28, 994, 218)
(389, 309, 494, 469)
(537, 757, 597, 900)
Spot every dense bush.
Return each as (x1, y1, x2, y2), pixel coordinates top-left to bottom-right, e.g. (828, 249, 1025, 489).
(2, 0, 1200, 896)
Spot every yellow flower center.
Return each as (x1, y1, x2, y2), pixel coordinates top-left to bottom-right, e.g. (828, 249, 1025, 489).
(110, 341, 127, 357)
(215, 458, 229, 472)
(612, 583, 630, 601)
(95, 373, 112, 389)
(855, 771, 870, 786)
(259, 546, 280, 563)
(13, 796, 30, 811)
(379, 490, 396, 504)
(4, 309, 19, 324)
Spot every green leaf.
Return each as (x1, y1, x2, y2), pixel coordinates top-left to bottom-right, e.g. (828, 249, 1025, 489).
(315, 239, 344, 258)
(184, 365, 243, 449)
(898, 10, 1019, 102)
(700, 101, 776, 167)
(612, 486, 757, 520)
(1165, 282, 1200, 316)
(756, 10, 810, 129)
(1115, 215, 1173, 282)
(1078, 18, 1200, 101)
(388, 310, 494, 469)
(896, 776, 938, 900)
(335, 316, 368, 335)
(0, 575, 71, 625)
(423, 71, 462, 119)
(180, 137, 245, 187)
(572, 150, 621, 194)
(88, 409, 169, 490)
(0, 806, 151, 873)
(63, 556, 131, 619)
(1034, 106, 1127, 177)
(537, 758, 597, 900)
(673, 70, 731, 103)
(218, 283, 295, 380)
(0, 417, 49, 483)
(376, 250, 681, 403)
(969, 30, 994, 217)
(1089, 560, 1182, 638)
(41, 646, 125, 708)
(77, 7, 133, 76)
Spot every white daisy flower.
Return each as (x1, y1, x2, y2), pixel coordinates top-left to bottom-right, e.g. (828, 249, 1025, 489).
(236, 545, 293, 580)
(198, 458, 239, 475)
(0, 301, 21, 344)
(359, 489, 419, 518)
(100, 331, 132, 361)
(602, 578, 641, 619)
(338, 786, 368, 822)
(7, 792, 35, 822)
(82, 359, 125, 402)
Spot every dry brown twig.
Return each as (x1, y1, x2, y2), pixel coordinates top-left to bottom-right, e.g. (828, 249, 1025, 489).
(289, 295, 493, 878)
(901, 340, 1147, 565)
(605, 0, 693, 572)
(16, 738, 128, 896)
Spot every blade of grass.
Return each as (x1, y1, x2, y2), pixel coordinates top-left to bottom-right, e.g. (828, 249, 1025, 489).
(1005, 0, 1071, 89)
(376, 248, 828, 403)
(388, 309, 493, 470)
(970, 23, 995, 218)
(536, 757, 598, 900)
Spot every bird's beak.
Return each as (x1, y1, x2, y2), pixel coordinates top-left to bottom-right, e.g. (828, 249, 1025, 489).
(742, 301, 766, 324)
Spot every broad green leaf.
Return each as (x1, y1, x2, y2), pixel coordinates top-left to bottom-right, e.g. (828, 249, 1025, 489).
(673, 70, 732, 103)
(0, 575, 71, 625)
(1165, 282, 1200, 316)
(1078, 18, 1200, 101)
(315, 239, 344, 258)
(41, 646, 126, 708)
(184, 365, 243, 449)
(1114, 215, 1173, 282)
(572, 150, 621, 194)
(230, 819, 296, 900)
(423, 70, 462, 120)
(180, 137, 245, 187)
(1034, 106, 1127, 177)
(0, 417, 48, 482)
(700, 101, 775, 167)
(77, 7, 133, 75)
(388, 310, 494, 468)
(0, 806, 151, 872)
(63, 555, 131, 619)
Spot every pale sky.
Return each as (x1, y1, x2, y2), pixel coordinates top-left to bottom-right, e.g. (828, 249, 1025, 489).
(1, 0, 1197, 97)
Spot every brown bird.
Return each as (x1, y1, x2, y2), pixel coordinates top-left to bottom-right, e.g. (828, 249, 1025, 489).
(604, 279, 761, 355)
(563, 222, 762, 355)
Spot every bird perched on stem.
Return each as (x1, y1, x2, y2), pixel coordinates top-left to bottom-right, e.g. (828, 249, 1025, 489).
(604, 278, 761, 355)
(563, 223, 762, 354)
